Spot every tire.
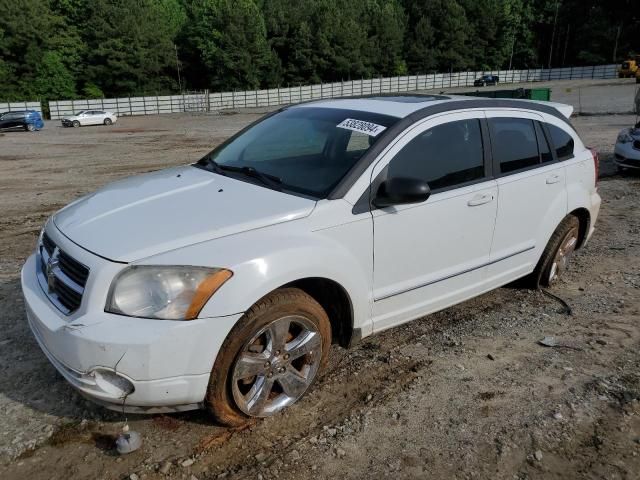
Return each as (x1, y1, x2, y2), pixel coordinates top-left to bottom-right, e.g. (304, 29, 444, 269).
(72, 120, 80, 128)
(205, 288, 331, 426)
(25, 123, 35, 132)
(527, 215, 580, 288)
(104, 118, 112, 126)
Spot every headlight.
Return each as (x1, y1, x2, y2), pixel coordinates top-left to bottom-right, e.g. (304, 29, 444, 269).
(106, 266, 233, 320)
(617, 132, 633, 144)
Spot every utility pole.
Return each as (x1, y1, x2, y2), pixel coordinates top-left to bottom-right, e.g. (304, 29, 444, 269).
(508, 32, 516, 71)
(562, 24, 570, 66)
(174, 44, 183, 93)
(613, 24, 622, 62)
(548, 1, 560, 69)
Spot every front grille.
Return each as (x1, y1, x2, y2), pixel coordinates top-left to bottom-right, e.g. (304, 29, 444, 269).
(623, 159, 640, 167)
(37, 232, 89, 314)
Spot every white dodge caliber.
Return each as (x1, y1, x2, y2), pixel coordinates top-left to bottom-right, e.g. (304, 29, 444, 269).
(22, 96, 601, 425)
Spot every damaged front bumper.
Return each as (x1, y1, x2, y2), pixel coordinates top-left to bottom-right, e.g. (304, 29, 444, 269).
(21, 250, 242, 413)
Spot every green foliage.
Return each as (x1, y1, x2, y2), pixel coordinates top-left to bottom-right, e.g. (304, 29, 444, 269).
(181, 0, 271, 90)
(0, 0, 637, 100)
(82, 83, 105, 99)
(30, 52, 77, 99)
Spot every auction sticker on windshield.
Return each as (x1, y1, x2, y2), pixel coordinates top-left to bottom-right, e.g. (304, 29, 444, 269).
(337, 118, 387, 136)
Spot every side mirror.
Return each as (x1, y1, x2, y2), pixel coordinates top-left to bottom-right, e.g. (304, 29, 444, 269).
(373, 177, 431, 208)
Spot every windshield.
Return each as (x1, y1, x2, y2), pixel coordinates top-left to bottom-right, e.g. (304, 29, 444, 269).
(196, 107, 399, 198)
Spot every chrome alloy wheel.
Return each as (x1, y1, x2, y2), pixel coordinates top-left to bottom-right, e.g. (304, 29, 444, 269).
(231, 315, 322, 417)
(548, 226, 579, 284)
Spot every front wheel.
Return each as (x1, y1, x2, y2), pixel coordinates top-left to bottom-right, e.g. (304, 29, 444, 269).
(72, 120, 80, 128)
(25, 123, 36, 132)
(104, 118, 112, 125)
(205, 288, 331, 426)
(528, 215, 580, 288)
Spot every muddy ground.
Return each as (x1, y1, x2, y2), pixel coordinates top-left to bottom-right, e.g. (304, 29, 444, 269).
(0, 79, 639, 479)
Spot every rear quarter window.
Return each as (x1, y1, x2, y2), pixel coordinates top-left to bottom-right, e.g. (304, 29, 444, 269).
(547, 124, 575, 160)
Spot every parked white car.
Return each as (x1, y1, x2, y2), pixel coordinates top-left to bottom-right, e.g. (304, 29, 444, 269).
(61, 110, 117, 127)
(22, 96, 600, 424)
(614, 123, 640, 171)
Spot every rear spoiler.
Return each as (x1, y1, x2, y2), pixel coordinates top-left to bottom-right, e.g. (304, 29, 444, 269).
(518, 99, 574, 119)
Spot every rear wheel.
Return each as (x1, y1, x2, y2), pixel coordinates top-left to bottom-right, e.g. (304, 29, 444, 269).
(104, 118, 112, 125)
(528, 215, 580, 288)
(72, 120, 80, 128)
(205, 288, 331, 426)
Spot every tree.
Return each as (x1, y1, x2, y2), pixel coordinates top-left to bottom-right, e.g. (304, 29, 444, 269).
(180, 0, 272, 90)
(0, 0, 83, 100)
(30, 52, 77, 99)
(84, 0, 183, 96)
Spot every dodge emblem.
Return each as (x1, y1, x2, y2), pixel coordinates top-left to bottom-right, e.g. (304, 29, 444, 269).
(46, 247, 60, 293)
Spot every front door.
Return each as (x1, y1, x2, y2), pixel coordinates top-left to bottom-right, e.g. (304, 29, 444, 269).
(370, 111, 498, 332)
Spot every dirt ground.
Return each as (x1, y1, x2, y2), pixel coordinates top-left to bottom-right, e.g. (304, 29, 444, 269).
(1, 79, 639, 480)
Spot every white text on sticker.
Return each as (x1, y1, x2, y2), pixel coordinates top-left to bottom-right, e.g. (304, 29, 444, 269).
(337, 118, 386, 136)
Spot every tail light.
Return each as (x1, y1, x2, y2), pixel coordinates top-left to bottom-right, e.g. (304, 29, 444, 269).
(588, 147, 599, 188)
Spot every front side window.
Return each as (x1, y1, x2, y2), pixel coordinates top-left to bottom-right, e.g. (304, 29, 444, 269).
(197, 107, 399, 198)
(489, 118, 540, 174)
(387, 119, 485, 191)
(547, 123, 574, 160)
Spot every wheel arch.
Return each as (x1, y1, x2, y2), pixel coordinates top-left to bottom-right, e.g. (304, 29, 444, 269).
(569, 207, 591, 250)
(282, 277, 355, 348)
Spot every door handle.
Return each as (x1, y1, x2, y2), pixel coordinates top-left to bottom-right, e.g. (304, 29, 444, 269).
(546, 174, 561, 184)
(467, 193, 494, 206)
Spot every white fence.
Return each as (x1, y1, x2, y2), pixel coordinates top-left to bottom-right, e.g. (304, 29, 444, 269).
(48, 92, 208, 120)
(0, 101, 42, 114)
(209, 64, 618, 109)
(44, 63, 618, 118)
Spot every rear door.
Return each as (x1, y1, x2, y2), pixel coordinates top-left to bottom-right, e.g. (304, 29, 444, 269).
(485, 111, 567, 285)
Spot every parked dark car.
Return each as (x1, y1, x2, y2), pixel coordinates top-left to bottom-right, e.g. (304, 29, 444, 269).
(473, 74, 500, 87)
(0, 110, 44, 131)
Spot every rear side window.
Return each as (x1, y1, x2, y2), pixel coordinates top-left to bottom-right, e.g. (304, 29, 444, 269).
(547, 124, 574, 160)
(489, 118, 539, 174)
(388, 119, 484, 191)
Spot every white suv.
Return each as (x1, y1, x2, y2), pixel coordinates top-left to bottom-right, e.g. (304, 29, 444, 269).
(22, 96, 601, 425)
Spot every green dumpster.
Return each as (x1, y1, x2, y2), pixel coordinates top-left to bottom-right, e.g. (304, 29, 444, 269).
(454, 87, 552, 101)
(528, 88, 551, 101)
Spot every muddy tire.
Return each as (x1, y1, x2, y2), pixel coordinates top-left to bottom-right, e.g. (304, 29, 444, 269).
(205, 288, 331, 426)
(527, 215, 580, 288)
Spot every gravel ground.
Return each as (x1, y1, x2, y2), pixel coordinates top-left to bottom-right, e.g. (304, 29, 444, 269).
(0, 78, 639, 479)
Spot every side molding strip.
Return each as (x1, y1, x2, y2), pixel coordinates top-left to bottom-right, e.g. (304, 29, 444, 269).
(373, 245, 535, 302)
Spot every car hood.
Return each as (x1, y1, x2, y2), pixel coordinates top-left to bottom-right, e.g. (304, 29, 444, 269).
(619, 127, 640, 138)
(53, 166, 316, 262)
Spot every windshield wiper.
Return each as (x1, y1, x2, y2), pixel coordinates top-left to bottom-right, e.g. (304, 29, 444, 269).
(207, 159, 283, 190)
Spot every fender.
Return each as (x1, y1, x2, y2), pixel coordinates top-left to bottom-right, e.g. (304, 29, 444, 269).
(137, 206, 374, 336)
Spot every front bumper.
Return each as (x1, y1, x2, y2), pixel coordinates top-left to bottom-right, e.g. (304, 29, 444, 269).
(614, 142, 640, 169)
(21, 241, 242, 412)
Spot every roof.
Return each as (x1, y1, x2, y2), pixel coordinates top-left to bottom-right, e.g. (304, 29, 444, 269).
(293, 94, 573, 120)
(293, 94, 459, 118)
